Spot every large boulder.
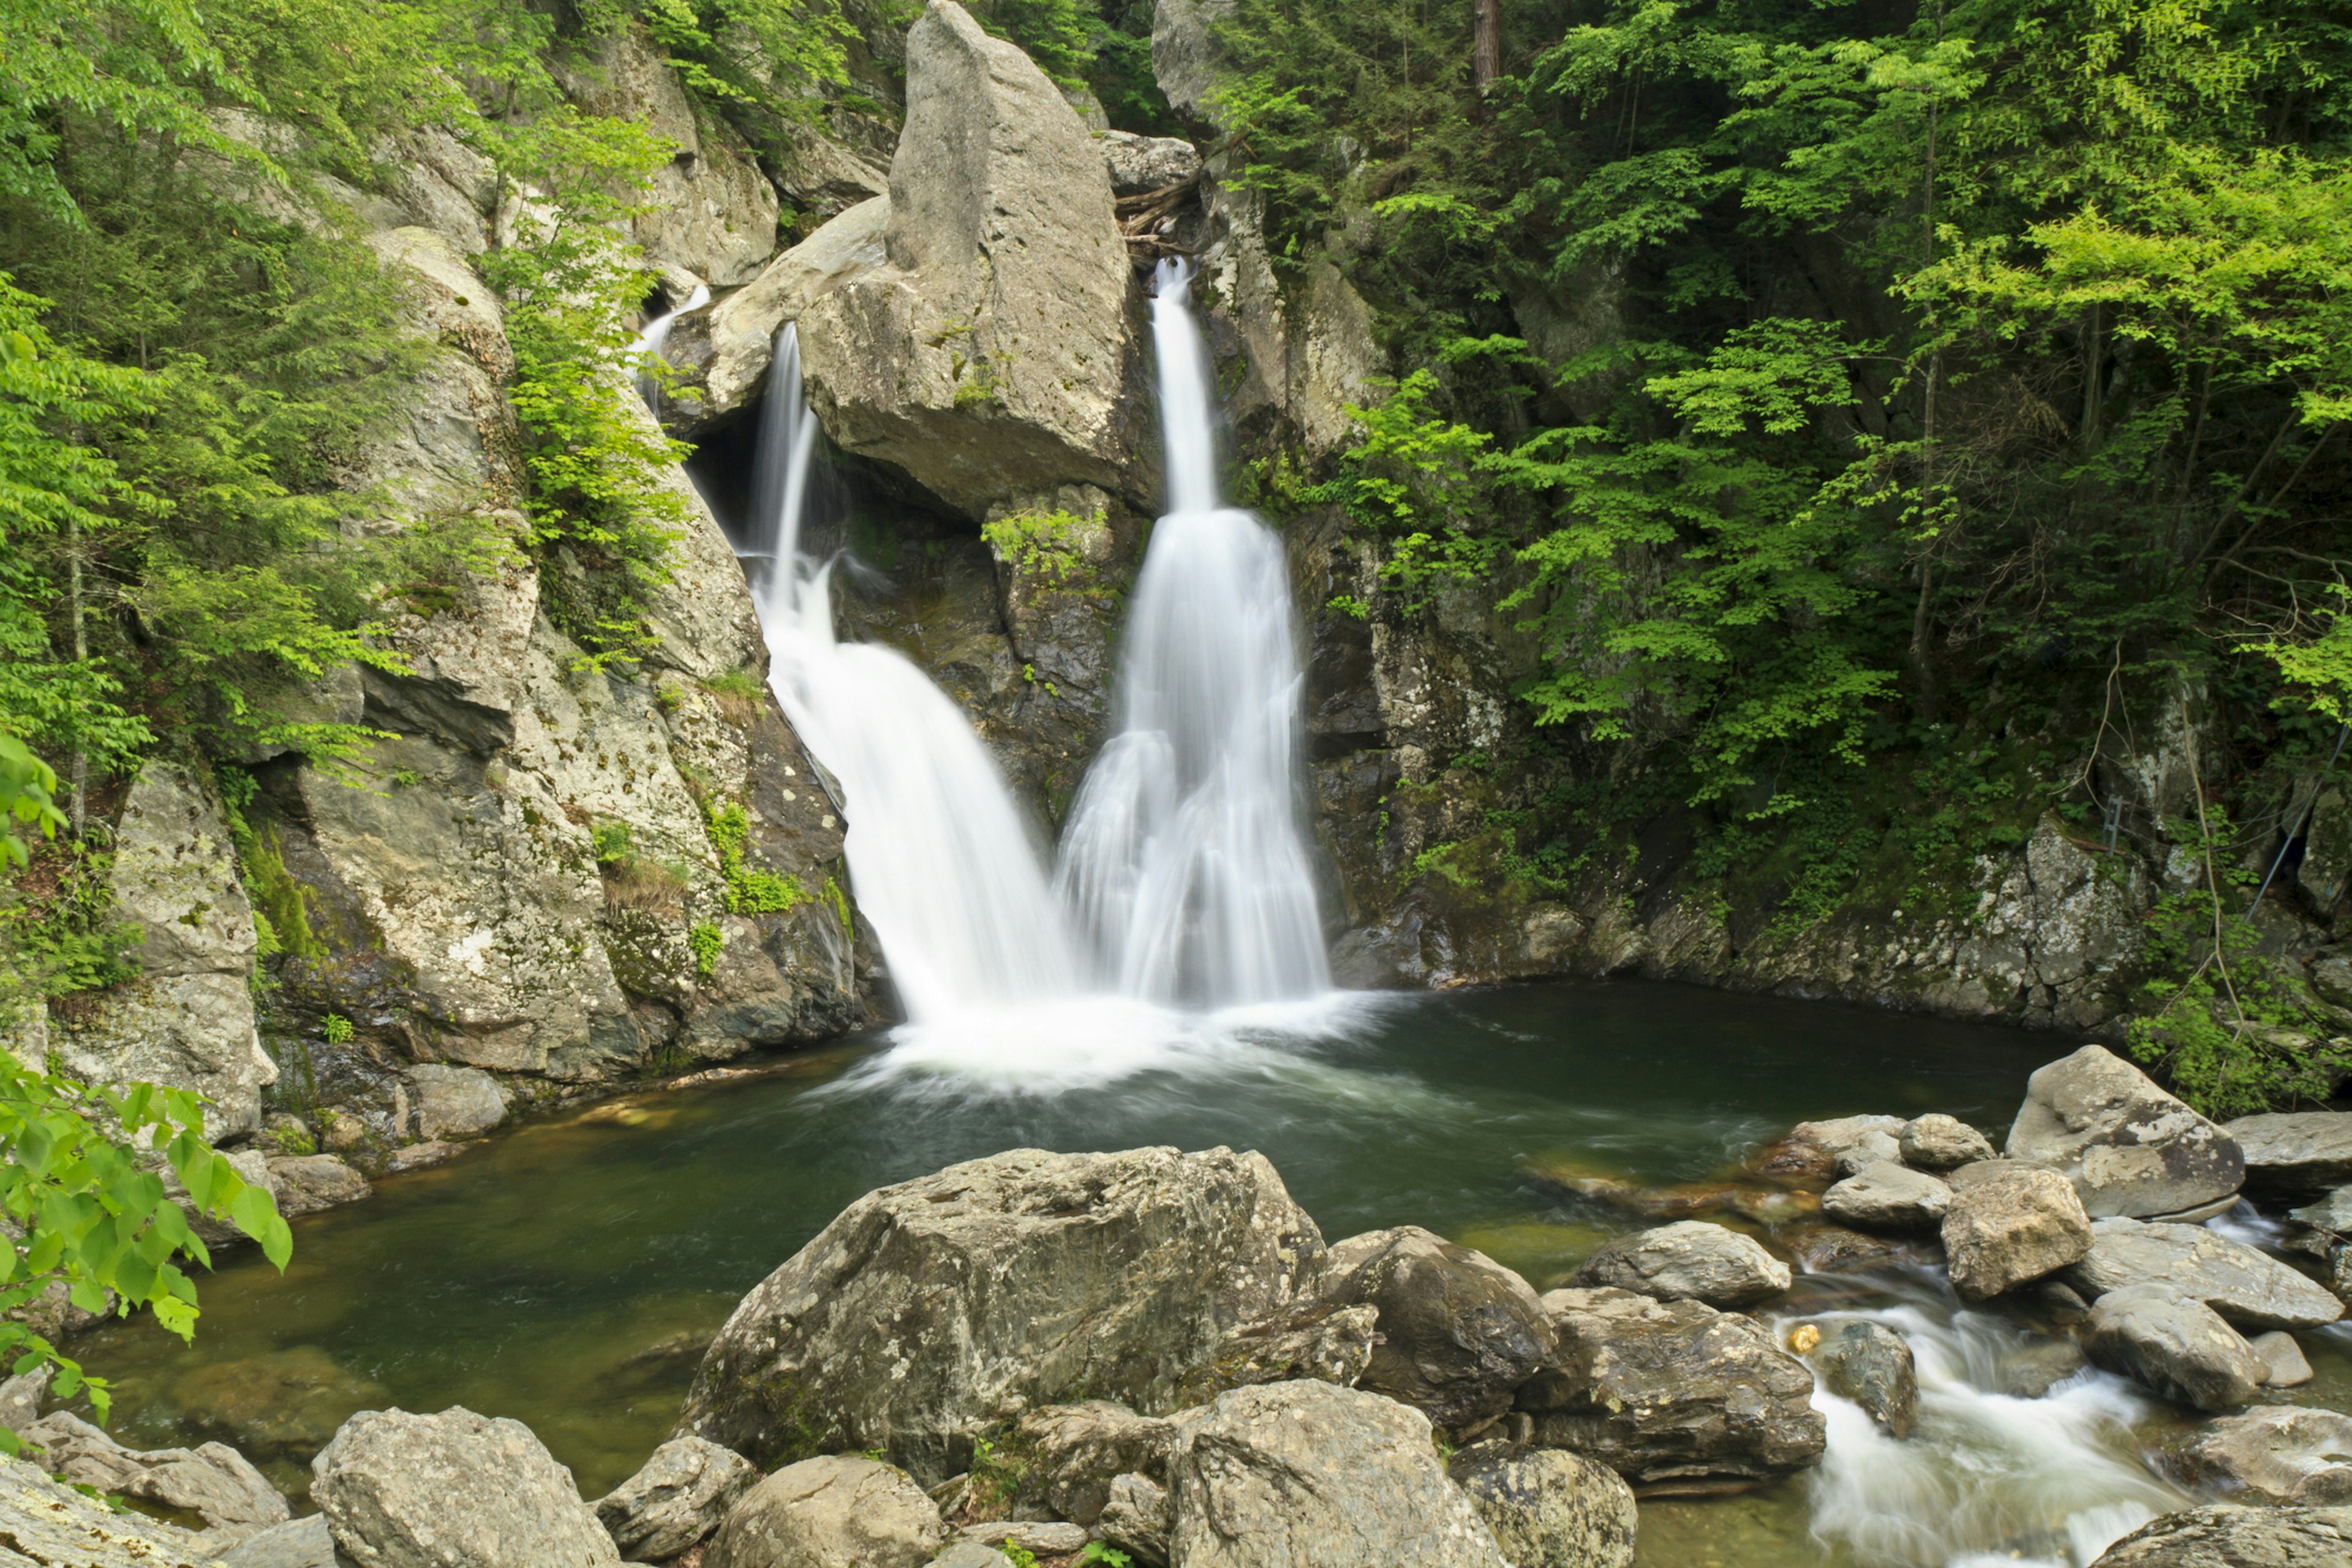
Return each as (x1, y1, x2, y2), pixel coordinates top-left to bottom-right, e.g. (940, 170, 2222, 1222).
(311, 1406, 620, 1567)
(1520, 1287, 1826, 1494)
(2176, 1406, 2352, 1504)
(1822, 1163, 1951, 1231)
(1569, 1221, 1790, 1308)
(2226, 1112, 2352, 1201)
(1310, 1226, 1555, 1434)
(2084, 1284, 2267, 1412)
(21, 1410, 288, 1531)
(1448, 1443, 1638, 1568)
(1941, 1166, 2094, 1300)
(0, 1452, 223, 1567)
(2064, 1217, 2345, 1330)
(703, 1456, 943, 1568)
(2090, 1504, 2352, 1566)
(676, 1147, 1327, 1477)
(799, 1, 1152, 521)
(1164, 1381, 1509, 1568)
(2005, 1045, 2244, 1218)
(592, 1436, 758, 1562)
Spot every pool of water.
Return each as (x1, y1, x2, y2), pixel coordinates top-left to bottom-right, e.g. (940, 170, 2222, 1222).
(74, 979, 2352, 1566)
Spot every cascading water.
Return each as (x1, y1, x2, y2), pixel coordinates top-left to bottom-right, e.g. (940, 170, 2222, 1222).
(1055, 260, 1330, 1005)
(628, 282, 710, 407)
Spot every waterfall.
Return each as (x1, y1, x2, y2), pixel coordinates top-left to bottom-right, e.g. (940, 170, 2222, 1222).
(629, 282, 710, 407)
(1054, 260, 1330, 1006)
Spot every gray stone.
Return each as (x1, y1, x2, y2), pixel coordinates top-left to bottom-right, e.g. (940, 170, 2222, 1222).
(2253, 1330, 2315, 1387)
(1833, 1131, 1906, 1178)
(592, 1436, 756, 1561)
(703, 1456, 942, 1568)
(1166, 1380, 1509, 1568)
(2091, 1504, 2352, 1567)
(1815, 1322, 1919, 1438)
(2289, 1185, 2352, 1234)
(1822, 1163, 1952, 1231)
(0, 1452, 220, 1567)
(1101, 130, 1200, 195)
(311, 1406, 620, 1567)
(1947, 1158, 2046, 1191)
(221, 1515, 360, 1568)
(383, 1139, 467, 1174)
(1900, 1114, 1998, 1170)
(0, 1366, 48, 1434)
(960, 1521, 1089, 1555)
(2177, 1406, 2352, 1504)
(2227, 1112, 2352, 1201)
(931, 1546, 1013, 1568)
(407, 1064, 508, 1141)
(1758, 1115, 1907, 1181)
(1180, 1301, 1379, 1403)
(268, 1154, 373, 1217)
(2006, 1045, 2245, 1219)
(1098, 1472, 1170, 1566)
(2002, 1335, 2090, 1398)
(21, 1410, 290, 1531)
(1942, 1167, 2095, 1300)
(2084, 1283, 2267, 1412)
(1016, 1401, 1172, 1528)
(1523, 1287, 1826, 1494)
(1311, 1226, 1555, 1435)
(1151, 0, 1233, 127)
(1570, 1221, 1791, 1308)
(677, 1147, 1326, 1479)
(1449, 1443, 1638, 1568)
(2064, 1217, 2345, 1330)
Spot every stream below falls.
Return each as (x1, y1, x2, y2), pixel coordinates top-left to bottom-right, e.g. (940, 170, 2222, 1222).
(77, 978, 2352, 1567)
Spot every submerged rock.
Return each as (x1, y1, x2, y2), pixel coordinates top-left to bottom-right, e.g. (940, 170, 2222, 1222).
(676, 1146, 1325, 1477)
(1941, 1166, 2094, 1300)
(1569, 1220, 1791, 1308)
(2064, 1216, 2345, 1330)
(1311, 1226, 1555, 1434)
(21, 1410, 290, 1532)
(2084, 1283, 2267, 1412)
(704, 1455, 943, 1568)
(593, 1436, 758, 1562)
(171, 1346, 390, 1463)
(1815, 1322, 1919, 1438)
(2005, 1046, 2244, 1219)
(311, 1406, 620, 1568)
(2226, 1112, 2352, 1201)
(1165, 1380, 1509, 1568)
(2090, 1504, 2352, 1566)
(2176, 1406, 2352, 1504)
(1822, 1162, 1951, 1231)
(1899, 1114, 1998, 1170)
(1449, 1442, 1638, 1568)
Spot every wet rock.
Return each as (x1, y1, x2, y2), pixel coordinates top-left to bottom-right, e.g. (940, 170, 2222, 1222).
(2084, 1283, 2267, 1412)
(268, 1153, 373, 1217)
(311, 1406, 620, 1567)
(21, 1411, 290, 1531)
(407, 1063, 507, 1141)
(1942, 1167, 2095, 1300)
(1101, 130, 1200, 195)
(1822, 1163, 1951, 1232)
(1178, 1301, 1379, 1403)
(172, 1346, 391, 1463)
(1833, 1133, 1906, 1178)
(220, 1513, 359, 1567)
(1815, 1322, 1918, 1438)
(2253, 1330, 2315, 1387)
(1098, 1472, 1171, 1566)
(704, 1456, 942, 1568)
(2289, 1185, 2352, 1234)
(0, 1452, 222, 1567)
(1310, 1226, 1556, 1436)
(593, 1436, 757, 1562)
(1016, 1401, 1172, 1528)
(1756, 1115, 1906, 1181)
(677, 1147, 1325, 1479)
(383, 1139, 467, 1174)
(2064, 1216, 2345, 1329)
(2006, 1046, 2245, 1219)
(1569, 1221, 1791, 1308)
(960, 1521, 1089, 1555)
(2090, 1504, 2352, 1567)
(2226, 1112, 2352, 1201)
(2002, 1335, 2090, 1398)
(1448, 1442, 1638, 1568)
(1900, 1114, 1998, 1170)
(1778, 1224, 1909, 1274)
(1166, 1380, 1509, 1568)
(2177, 1406, 2352, 1503)
(1521, 1287, 1827, 1494)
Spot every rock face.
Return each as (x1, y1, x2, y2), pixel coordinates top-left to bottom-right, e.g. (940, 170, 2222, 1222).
(703, 1457, 943, 1568)
(799, 1, 1152, 522)
(677, 1146, 1326, 1477)
(1901, 1114, 1997, 1170)
(1822, 1163, 1952, 1231)
(592, 1436, 758, 1562)
(2090, 1504, 2352, 1567)
(0, 1453, 224, 1568)
(407, 1063, 507, 1141)
(1523, 1287, 1826, 1494)
(1164, 1381, 1509, 1568)
(311, 1406, 621, 1568)
(1569, 1221, 1791, 1308)
(1815, 1322, 1918, 1438)
(22, 1410, 290, 1531)
(1310, 1226, 1555, 1434)
(2177, 1406, 2352, 1504)
(1099, 1472, 1173, 1566)
(1449, 1443, 1638, 1568)
(1017, 1401, 1174, 1528)
(1180, 1300, 1379, 1401)
(2084, 1284, 2267, 1411)
(1942, 1167, 2095, 1300)
(2005, 1046, 2245, 1219)
(2227, 1112, 2352, 1200)
(2064, 1217, 2345, 1330)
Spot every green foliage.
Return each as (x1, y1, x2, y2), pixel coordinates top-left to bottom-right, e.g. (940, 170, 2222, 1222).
(268, 1120, 317, 1156)
(322, 1012, 355, 1046)
(0, 736, 63, 870)
(981, 508, 1101, 590)
(1074, 1544, 1134, 1568)
(689, 919, 724, 979)
(1306, 370, 1502, 611)
(704, 800, 811, 914)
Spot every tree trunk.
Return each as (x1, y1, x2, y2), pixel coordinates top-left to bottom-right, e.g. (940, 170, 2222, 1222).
(1473, 0, 1501, 95)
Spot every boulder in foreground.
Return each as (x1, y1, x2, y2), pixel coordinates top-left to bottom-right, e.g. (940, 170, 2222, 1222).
(2005, 1045, 2244, 1219)
(592, 1435, 757, 1562)
(2176, 1406, 2352, 1505)
(703, 1455, 943, 1568)
(312, 1406, 620, 1568)
(1311, 1226, 1555, 1434)
(2064, 1216, 2344, 1330)
(1449, 1442, 1638, 1568)
(1941, 1166, 2094, 1300)
(2083, 1283, 2266, 1412)
(0, 1452, 222, 1567)
(2090, 1504, 2352, 1566)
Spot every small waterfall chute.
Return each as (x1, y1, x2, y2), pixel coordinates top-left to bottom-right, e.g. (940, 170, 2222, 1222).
(628, 282, 710, 408)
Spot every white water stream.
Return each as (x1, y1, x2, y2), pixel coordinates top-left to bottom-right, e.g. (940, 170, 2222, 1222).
(628, 282, 709, 408)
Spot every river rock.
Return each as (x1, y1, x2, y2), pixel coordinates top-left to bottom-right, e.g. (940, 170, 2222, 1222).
(1758, 1115, 1907, 1180)
(1165, 1380, 1509, 1568)
(1942, 1166, 2095, 1300)
(21, 1410, 290, 1531)
(1900, 1114, 1998, 1170)
(2289, 1185, 2352, 1235)
(311, 1406, 620, 1567)
(1569, 1221, 1790, 1308)
(2005, 1046, 2245, 1218)
(677, 1146, 1325, 1478)
(2226, 1112, 2352, 1200)
(2177, 1406, 2352, 1504)
(0, 1452, 224, 1567)
(268, 1153, 374, 1216)
(0, 1366, 48, 1434)
(407, 1064, 508, 1141)
(592, 1436, 757, 1561)
(960, 1521, 1090, 1555)
(2090, 1504, 2352, 1566)
(2084, 1283, 2267, 1411)
(173, 1346, 390, 1462)
(1833, 1132, 1906, 1177)
(932, 1546, 1014, 1568)
(2252, 1330, 2315, 1387)
(1310, 1226, 1555, 1434)
(2064, 1216, 2345, 1329)
(1179, 1300, 1379, 1402)
(2002, 1335, 2090, 1398)
(1448, 1442, 1638, 1568)
(1098, 1472, 1171, 1566)
(221, 1513, 360, 1568)
(1016, 1401, 1173, 1527)
(704, 1456, 942, 1568)
(1822, 1163, 1952, 1231)
(798, 1, 1150, 521)
(1815, 1322, 1918, 1437)
(1522, 1287, 1826, 1493)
